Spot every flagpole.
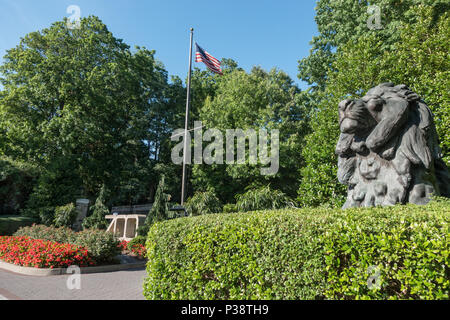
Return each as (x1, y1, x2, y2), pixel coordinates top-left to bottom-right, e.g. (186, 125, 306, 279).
(181, 28, 194, 206)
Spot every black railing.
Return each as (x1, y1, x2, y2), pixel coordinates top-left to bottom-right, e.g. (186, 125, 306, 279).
(168, 205, 188, 219)
(110, 204, 152, 215)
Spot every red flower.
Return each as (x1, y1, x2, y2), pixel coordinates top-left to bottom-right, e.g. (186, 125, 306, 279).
(0, 236, 97, 268)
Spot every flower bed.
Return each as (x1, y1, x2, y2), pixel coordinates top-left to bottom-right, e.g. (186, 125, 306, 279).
(118, 240, 128, 252)
(14, 225, 120, 264)
(0, 236, 95, 268)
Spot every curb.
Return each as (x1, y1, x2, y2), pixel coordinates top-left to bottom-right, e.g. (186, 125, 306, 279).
(0, 259, 146, 277)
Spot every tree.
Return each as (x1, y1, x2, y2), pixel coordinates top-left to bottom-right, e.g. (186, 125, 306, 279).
(0, 16, 181, 217)
(190, 58, 241, 121)
(144, 175, 170, 228)
(82, 184, 109, 230)
(298, 0, 449, 90)
(0, 156, 38, 215)
(192, 66, 311, 204)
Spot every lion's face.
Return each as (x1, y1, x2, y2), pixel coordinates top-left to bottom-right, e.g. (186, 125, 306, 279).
(338, 95, 384, 135)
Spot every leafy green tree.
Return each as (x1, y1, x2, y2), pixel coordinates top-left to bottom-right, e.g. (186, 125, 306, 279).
(145, 176, 170, 226)
(0, 16, 182, 216)
(137, 174, 172, 237)
(0, 156, 38, 215)
(173, 59, 242, 201)
(298, 0, 449, 90)
(190, 58, 241, 119)
(192, 66, 311, 203)
(22, 156, 84, 222)
(381, 7, 449, 164)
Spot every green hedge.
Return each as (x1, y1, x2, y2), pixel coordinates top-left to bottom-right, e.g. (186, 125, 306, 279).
(0, 216, 36, 236)
(143, 199, 450, 300)
(54, 203, 78, 228)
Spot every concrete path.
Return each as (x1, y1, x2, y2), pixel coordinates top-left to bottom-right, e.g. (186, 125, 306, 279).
(0, 267, 147, 300)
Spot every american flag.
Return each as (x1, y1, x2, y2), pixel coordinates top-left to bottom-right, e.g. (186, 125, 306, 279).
(195, 43, 223, 75)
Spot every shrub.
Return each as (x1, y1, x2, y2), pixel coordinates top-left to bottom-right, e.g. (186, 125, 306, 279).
(127, 236, 147, 259)
(235, 185, 292, 212)
(118, 240, 128, 252)
(14, 224, 120, 264)
(82, 185, 109, 230)
(322, 202, 450, 299)
(139, 176, 170, 237)
(128, 242, 146, 259)
(185, 191, 223, 216)
(14, 224, 76, 243)
(146, 175, 170, 224)
(143, 199, 450, 300)
(54, 203, 78, 228)
(0, 236, 95, 268)
(222, 203, 238, 213)
(73, 229, 120, 264)
(117, 237, 147, 259)
(128, 235, 146, 247)
(136, 225, 150, 238)
(24, 207, 55, 227)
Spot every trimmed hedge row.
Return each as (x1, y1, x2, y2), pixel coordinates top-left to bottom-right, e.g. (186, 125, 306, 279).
(143, 199, 449, 300)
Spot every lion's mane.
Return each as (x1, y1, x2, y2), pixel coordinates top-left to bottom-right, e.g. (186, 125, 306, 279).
(336, 83, 449, 208)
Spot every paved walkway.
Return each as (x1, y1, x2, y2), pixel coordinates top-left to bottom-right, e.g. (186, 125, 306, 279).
(0, 267, 147, 300)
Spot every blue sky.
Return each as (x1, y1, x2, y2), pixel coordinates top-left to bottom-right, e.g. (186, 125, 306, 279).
(0, 0, 318, 89)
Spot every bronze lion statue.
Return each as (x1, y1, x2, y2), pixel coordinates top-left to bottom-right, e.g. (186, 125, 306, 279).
(335, 83, 449, 209)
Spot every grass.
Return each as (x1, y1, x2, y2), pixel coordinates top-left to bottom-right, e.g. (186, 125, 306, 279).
(0, 216, 36, 236)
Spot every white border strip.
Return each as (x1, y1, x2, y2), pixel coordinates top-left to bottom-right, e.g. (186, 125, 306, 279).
(0, 259, 146, 277)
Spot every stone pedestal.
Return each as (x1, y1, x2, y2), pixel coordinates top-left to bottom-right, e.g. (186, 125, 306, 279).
(72, 199, 90, 231)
